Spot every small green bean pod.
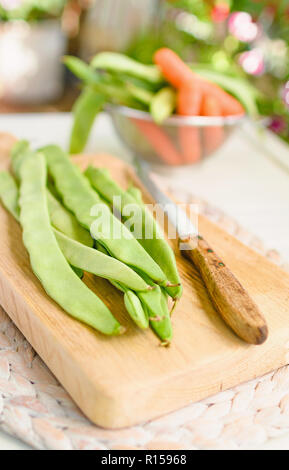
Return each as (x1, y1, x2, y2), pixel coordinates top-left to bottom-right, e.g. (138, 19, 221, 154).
(54, 229, 151, 292)
(91, 52, 163, 85)
(70, 87, 106, 154)
(47, 190, 93, 247)
(0, 171, 20, 219)
(95, 241, 149, 329)
(0, 170, 84, 279)
(64, 56, 138, 107)
(150, 87, 176, 124)
(124, 290, 149, 330)
(96, 239, 172, 342)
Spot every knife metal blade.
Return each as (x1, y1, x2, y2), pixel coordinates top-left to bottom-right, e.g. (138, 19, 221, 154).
(133, 157, 268, 345)
(133, 158, 198, 242)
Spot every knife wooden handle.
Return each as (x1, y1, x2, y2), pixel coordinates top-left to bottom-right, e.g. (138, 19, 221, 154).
(180, 235, 268, 345)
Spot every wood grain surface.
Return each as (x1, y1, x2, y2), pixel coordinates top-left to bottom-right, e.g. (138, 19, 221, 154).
(181, 236, 268, 345)
(0, 133, 289, 428)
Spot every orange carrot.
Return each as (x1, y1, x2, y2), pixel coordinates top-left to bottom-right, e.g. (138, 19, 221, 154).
(198, 80, 245, 116)
(177, 82, 202, 116)
(133, 119, 182, 166)
(177, 83, 202, 163)
(154, 48, 245, 116)
(154, 48, 195, 88)
(178, 127, 202, 164)
(201, 95, 224, 154)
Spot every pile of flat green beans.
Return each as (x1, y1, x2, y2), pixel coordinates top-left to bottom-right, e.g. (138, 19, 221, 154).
(0, 141, 182, 344)
(64, 52, 177, 154)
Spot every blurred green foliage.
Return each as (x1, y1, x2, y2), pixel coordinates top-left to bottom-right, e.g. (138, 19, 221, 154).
(0, 0, 67, 21)
(127, 0, 289, 143)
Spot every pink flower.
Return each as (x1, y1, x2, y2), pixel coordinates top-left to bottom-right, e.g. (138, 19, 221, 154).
(239, 49, 265, 76)
(268, 116, 287, 135)
(228, 11, 259, 42)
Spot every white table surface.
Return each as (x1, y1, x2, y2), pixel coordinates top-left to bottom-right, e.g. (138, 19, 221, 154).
(0, 112, 288, 450)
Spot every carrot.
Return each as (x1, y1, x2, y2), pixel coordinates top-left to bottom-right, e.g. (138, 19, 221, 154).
(154, 48, 245, 116)
(178, 127, 202, 164)
(132, 119, 182, 166)
(177, 83, 202, 163)
(198, 80, 245, 116)
(177, 82, 202, 116)
(154, 48, 195, 89)
(201, 95, 224, 154)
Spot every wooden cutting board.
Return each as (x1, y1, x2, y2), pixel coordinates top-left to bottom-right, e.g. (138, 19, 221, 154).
(0, 133, 289, 429)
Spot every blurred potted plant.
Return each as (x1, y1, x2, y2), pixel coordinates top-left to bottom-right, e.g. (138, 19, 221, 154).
(0, 0, 68, 104)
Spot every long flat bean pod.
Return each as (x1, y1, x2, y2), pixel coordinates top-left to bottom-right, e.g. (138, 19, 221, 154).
(0, 170, 84, 280)
(54, 229, 151, 292)
(137, 272, 173, 344)
(91, 52, 163, 85)
(41, 145, 167, 284)
(124, 290, 149, 329)
(0, 167, 170, 340)
(0, 171, 20, 219)
(0, 169, 149, 292)
(96, 241, 172, 342)
(11, 140, 31, 178)
(10, 143, 94, 247)
(95, 241, 149, 329)
(47, 190, 93, 247)
(70, 87, 106, 154)
(111, 280, 149, 330)
(150, 87, 176, 124)
(64, 57, 138, 107)
(85, 167, 182, 299)
(18, 153, 123, 335)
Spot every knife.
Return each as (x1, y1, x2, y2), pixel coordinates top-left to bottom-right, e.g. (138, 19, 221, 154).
(134, 158, 268, 345)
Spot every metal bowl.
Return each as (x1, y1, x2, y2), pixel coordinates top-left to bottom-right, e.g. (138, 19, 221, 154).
(109, 105, 245, 167)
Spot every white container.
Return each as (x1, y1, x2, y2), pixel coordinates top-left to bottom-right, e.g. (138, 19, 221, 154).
(0, 19, 67, 104)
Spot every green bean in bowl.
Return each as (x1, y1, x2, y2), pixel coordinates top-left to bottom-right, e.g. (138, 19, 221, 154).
(64, 49, 258, 166)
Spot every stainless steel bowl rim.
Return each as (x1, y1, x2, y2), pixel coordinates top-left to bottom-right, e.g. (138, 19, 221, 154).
(108, 105, 245, 127)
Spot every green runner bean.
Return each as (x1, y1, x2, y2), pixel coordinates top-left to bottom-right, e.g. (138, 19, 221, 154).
(0, 171, 84, 279)
(40, 145, 167, 284)
(126, 185, 143, 203)
(91, 52, 163, 85)
(54, 229, 151, 292)
(64, 56, 138, 107)
(0, 171, 20, 219)
(70, 265, 84, 279)
(150, 87, 176, 124)
(11, 140, 31, 179)
(95, 241, 149, 329)
(124, 290, 149, 330)
(70, 87, 106, 154)
(0, 167, 170, 339)
(0, 168, 148, 292)
(96, 238, 172, 342)
(18, 152, 123, 335)
(136, 272, 173, 343)
(85, 167, 182, 299)
(126, 83, 154, 106)
(47, 190, 93, 247)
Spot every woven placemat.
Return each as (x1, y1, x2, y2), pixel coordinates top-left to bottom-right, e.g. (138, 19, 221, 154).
(0, 188, 289, 450)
